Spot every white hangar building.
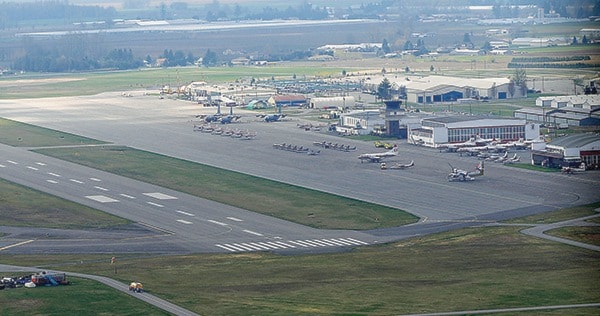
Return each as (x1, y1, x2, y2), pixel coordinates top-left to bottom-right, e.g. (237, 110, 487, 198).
(532, 134, 600, 169)
(309, 96, 355, 109)
(361, 75, 525, 104)
(408, 116, 539, 147)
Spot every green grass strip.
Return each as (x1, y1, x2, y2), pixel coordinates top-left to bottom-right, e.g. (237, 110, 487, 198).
(33, 145, 418, 230)
(0, 117, 106, 147)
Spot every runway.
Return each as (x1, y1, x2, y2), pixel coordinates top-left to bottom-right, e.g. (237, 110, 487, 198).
(0, 92, 598, 254)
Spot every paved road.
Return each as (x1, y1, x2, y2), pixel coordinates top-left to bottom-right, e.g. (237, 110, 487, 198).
(521, 211, 600, 252)
(0, 92, 598, 254)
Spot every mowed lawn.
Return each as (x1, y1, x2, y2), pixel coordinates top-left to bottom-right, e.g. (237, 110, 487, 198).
(2, 225, 599, 315)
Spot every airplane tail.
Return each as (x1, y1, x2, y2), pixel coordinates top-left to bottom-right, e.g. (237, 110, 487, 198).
(477, 161, 484, 175)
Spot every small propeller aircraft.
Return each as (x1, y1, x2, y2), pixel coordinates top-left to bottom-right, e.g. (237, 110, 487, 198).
(380, 160, 414, 170)
(358, 145, 398, 163)
(447, 161, 484, 182)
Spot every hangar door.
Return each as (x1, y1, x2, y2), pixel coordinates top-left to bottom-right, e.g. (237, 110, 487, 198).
(433, 91, 463, 102)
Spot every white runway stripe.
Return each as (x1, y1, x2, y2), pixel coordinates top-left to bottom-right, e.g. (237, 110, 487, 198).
(215, 238, 369, 252)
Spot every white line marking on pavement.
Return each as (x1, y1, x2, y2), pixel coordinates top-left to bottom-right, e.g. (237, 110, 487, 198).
(7, 160, 18, 165)
(86, 195, 119, 203)
(207, 220, 228, 226)
(287, 240, 311, 247)
(27, 166, 39, 170)
(273, 241, 296, 248)
(345, 238, 369, 245)
(35, 162, 46, 166)
(215, 244, 239, 252)
(176, 219, 193, 224)
(0, 240, 35, 251)
(47, 172, 61, 177)
(176, 210, 195, 217)
(70, 179, 84, 184)
(239, 243, 264, 251)
(146, 201, 164, 208)
(226, 217, 243, 222)
(94, 186, 109, 191)
(243, 229, 263, 237)
(46, 180, 58, 184)
(143, 192, 177, 200)
(119, 194, 135, 199)
(89, 177, 101, 182)
(0, 164, 5, 168)
(247, 242, 272, 250)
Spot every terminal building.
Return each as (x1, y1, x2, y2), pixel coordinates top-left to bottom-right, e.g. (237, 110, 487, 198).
(531, 134, 600, 169)
(408, 116, 539, 147)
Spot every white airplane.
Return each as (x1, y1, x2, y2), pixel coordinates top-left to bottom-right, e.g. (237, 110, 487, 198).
(447, 161, 484, 182)
(502, 153, 521, 164)
(380, 160, 414, 170)
(358, 145, 398, 163)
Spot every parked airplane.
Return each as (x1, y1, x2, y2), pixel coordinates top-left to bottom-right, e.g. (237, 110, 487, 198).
(380, 160, 414, 170)
(502, 153, 521, 164)
(258, 113, 286, 122)
(358, 145, 398, 163)
(447, 161, 484, 182)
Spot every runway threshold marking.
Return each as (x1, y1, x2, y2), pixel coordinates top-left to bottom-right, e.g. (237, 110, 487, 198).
(86, 195, 119, 203)
(215, 238, 371, 253)
(0, 240, 35, 251)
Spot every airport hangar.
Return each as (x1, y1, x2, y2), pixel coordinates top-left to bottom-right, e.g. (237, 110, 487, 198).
(362, 75, 526, 103)
(514, 95, 600, 127)
(531, 133, 600, 169)
(408, 116, 540, 148)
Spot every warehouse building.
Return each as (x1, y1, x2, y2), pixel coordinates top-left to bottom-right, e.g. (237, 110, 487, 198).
(408, 116, 539, 147)
(532, 134, 600, 169)
(361, 75, 525, 104)
(514, 95, 600, 127)
(309, 96, 355, 109)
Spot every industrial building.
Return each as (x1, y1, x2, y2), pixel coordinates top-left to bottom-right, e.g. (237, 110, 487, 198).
(408, 116, 539, 147)
(361, 75, 525, 104)
(267, 95, 307, 107)
(309, 96, 355, 109)
(514, 95, 600, 127)
(532, 134, 600, 169)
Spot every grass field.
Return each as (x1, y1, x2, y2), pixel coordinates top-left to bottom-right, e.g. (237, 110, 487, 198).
(0, 277, 169, 316)
(0, 117, 106, 147)
(2, 224, 599, 315)
(33, 145, 417, 230)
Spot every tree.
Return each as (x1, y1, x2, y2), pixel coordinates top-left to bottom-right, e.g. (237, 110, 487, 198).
(572, 36, 578, 45)
(381, 39, 391, 54)
(202, 49, 218, 67)
(582, 35, 589, 44)
(377, 78, 392, 100)
(512, 67, 527, 96)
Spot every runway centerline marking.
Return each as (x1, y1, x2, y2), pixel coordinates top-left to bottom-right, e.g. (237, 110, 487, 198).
(207, 220, 228, 226)
(143, 192, 178, 200)
(176, 210, 195, 217)
(176, 219, 193, 224)
(27, 166, 39, 170)
(46, 179, 58, 184)
(70, 179, 84, 184)
(86, 195, 119, 203)
(226, 217, 243, 222)
(243, 229, 263, 237)
(147, 201, 164, 208)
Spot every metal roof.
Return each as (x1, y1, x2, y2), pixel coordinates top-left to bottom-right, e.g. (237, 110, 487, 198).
(548, 134, 600, 148)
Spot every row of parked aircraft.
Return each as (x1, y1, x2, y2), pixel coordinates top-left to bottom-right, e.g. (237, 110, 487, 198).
(193, 124, 256, 140)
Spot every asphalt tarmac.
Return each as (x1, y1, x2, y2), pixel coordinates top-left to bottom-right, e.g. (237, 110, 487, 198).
(0, 92, 598, 254)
